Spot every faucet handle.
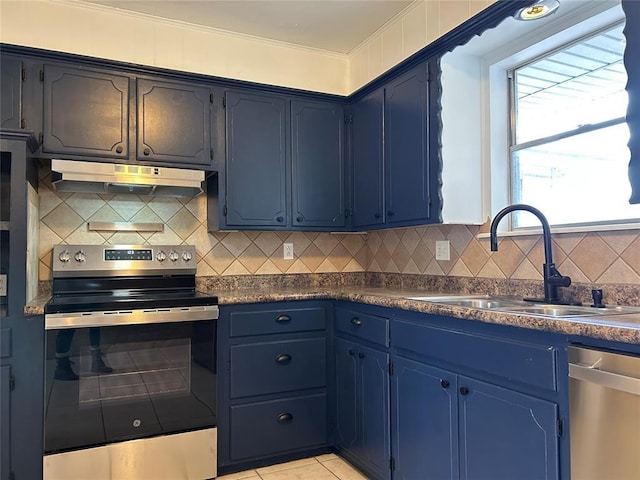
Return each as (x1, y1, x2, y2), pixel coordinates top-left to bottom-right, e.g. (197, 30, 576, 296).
(591, 289, 605, 308)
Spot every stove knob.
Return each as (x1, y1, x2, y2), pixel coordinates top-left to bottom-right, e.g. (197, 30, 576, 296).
(182, 250, 193, 262)
(168, 250, 179, 262)
(74, 250, 86, 263)
(58, 250, 71, 263)
(156, 250, 167, 262)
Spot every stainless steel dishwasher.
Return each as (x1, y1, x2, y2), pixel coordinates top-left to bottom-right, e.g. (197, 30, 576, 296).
(569, 346, 640, 480)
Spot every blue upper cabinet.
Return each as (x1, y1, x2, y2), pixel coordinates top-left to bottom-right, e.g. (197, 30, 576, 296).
(1, 57, 22, 130)
(624, 0, 640, 203)
(224, 91, 288, 227)
(137, 78, 212, 166)
(291, 100, 346, 229)
(42, 64, 130, 159)
(350, 60, 439, 231)
(351, 89, 384, 229)
(385, 62, 431, 225)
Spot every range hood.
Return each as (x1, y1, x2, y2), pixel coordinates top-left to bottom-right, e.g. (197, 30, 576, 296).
(51, 159, 204, 198)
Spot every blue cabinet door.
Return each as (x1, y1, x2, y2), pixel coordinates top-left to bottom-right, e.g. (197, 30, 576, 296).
(1, 57, 21, 130)
(392, 356, 458, 480)
(291, 100, 346, 228)
(137, 78, 211, 165)
(43, 64, 129, 159)
(359, 344, 390, 480)
(384, 63, 431, 225)
(1, 365, 10, 480)
(334, 338, 359, 453)
(225, 91, 287, 227)
(458, 376, 559, 480)
(351, 89, 384, 228)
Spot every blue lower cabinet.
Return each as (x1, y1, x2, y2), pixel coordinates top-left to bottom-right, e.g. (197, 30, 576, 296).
(391, 356, 560, 480)
(334, 337, 390, 480)
(230, 393, 327, 461)
(459, 377, 559, 480)
(392, 357, 458, 480)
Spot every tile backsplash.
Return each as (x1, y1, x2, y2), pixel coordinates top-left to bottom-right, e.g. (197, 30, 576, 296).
(38, 163, 640, 286)
(37, 164, 367, 281)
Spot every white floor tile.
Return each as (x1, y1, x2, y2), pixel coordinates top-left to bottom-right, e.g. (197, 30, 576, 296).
(259, 462, 338, 480)
(256, 457, 318, 475)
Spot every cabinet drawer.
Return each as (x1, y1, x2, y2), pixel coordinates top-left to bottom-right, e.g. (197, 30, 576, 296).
(335, 307, 389, 347)
(230, 393, 326, 460)
(229, 306, 326, 337)
(230, 337, 326, 398)
(393, 320, 557, 391)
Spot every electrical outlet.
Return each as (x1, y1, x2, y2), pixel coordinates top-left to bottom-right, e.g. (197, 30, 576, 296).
(0, 274, 6, 296)
(435, 240, 450, 261)
(283, 243, 294, 260)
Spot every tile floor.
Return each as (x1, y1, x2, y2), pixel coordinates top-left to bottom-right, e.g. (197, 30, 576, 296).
(217, 454, 369, 480)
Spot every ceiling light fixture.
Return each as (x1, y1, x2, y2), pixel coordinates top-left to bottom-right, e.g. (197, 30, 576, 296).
(514, 0, 560, 21)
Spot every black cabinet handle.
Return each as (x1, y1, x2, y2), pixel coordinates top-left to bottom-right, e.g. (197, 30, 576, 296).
(143, 148, 150, 156)
(387, 210, 395, 217)
(349, 349, 356, 356)
(440, 379, 450, 389)
(358, 352, 365, 359)
(460, 386, 470, 395)
(277, 412, 293, 423)
(374, 213, 381, 219)
(115, 145, 123, 154)
(350, 317, 363, 326)
(275, 314, 291, 323)
(296, 216, 303, 223)
(275, 353, 291, 364)
(276, 216, 284, 223)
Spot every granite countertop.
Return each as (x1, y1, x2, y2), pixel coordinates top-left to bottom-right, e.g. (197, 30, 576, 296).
(27, 286, 640, 344)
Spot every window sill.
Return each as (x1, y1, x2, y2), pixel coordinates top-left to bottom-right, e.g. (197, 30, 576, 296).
(477, 222, 640, 239)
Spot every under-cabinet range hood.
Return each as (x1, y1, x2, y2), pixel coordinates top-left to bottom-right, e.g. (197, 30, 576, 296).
(51, 159, 204, 197)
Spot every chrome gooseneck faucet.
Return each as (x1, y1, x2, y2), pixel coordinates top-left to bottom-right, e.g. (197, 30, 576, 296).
(490, 204, 574, 304)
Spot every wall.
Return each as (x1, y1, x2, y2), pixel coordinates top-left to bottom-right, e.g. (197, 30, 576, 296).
(37, 163, 367, 281)
(367, 224, 640, 286)
(0, 0, 494, 95)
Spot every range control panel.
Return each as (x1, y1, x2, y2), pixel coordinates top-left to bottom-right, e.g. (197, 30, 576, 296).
(52, 245, 196, 276)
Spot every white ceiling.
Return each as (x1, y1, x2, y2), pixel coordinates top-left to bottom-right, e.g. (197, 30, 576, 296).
(77, 0, 414, 54)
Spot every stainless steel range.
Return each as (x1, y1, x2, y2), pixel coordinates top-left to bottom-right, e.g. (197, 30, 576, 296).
(43, 245, 218, 480)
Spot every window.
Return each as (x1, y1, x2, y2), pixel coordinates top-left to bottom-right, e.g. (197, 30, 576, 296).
(509, 22, 637, 228)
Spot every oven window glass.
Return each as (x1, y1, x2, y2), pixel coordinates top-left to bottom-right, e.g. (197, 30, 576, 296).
(44, 320, 216, 453)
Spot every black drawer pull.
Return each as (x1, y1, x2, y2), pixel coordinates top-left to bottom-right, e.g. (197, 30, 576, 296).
(349, 349, 356, 356)
(276, 216, 284, 223)
(358, 352, 365, 359)
(277, 412, 293, 423)
(275, 353, 292, 364)
(351, 317, 363, 326)
(115, 145, 123, 154)
(460, 386, 470, 395)
(143, 147, 150, 156)
(275, 314, 291, 323)
(440, 379, 450, 389)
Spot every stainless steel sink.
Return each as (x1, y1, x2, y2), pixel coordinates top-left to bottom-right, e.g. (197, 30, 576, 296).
(405, 294, 640, 318)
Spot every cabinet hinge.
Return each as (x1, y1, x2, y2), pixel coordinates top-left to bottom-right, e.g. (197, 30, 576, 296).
(344, 208, 350, 218)
(21, 68, 26, 81)
(38, 132, 44, 146)
(39, 70, 44, 82)
(9, 374, 15, 391)
(9, 471, 15, 480)
(210, 93, 214, 104)
(388, 362, 393, 376)
(390, 457, 395, 471)
(557, 419, 563, 437)
(223, 205, 228, 216)
(344, 114, 353, 124)
(210, 148, 214, 160)
(20, 118, 26, 129)
(222, 96, 226, 108)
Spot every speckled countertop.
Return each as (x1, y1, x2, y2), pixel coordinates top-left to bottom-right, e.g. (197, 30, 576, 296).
(27, 284, 640, 345)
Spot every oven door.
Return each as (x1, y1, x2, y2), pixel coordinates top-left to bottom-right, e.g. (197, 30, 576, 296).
(44, 315, 217, 454)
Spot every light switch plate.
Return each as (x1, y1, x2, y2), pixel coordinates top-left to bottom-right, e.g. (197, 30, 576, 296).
(0, 274, 6, 296)
(435, 241, 451, 261)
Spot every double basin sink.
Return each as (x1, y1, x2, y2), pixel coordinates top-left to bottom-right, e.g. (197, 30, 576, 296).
(405, 294, 640, 318)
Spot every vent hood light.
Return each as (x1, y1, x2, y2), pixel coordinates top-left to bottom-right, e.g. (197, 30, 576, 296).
(51, 159, 205, 198)
(514, 0, 560, 21)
